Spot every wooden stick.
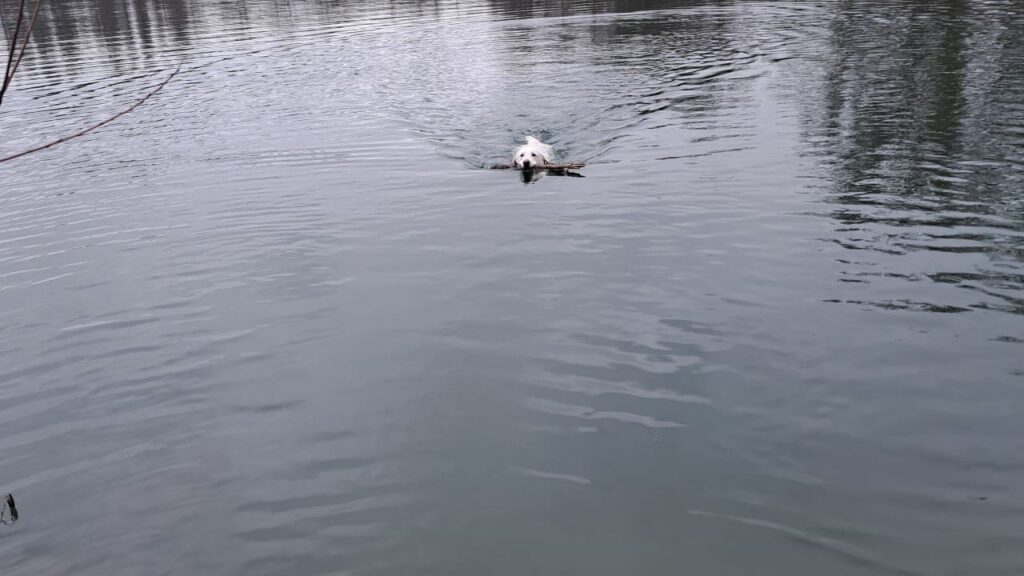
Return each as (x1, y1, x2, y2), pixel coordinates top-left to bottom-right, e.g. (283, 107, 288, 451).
(0, 65, 180, 164)
(490, 163, 585, 170)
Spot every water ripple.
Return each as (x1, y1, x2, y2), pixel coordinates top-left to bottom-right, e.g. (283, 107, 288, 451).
(1, 1, 1022, 575)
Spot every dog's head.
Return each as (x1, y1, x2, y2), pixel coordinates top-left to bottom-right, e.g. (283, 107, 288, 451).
(512, 145, 546, 169)
(512, 137, 552, 169)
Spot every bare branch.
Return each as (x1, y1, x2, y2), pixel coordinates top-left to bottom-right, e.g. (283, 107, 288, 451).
(2, 0, 28, 106)
(1, 0, 40, 107)
(0, 65, 180, 164)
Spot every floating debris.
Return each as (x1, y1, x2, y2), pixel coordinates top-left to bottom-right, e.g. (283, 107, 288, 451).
(1, 494, 17, 524)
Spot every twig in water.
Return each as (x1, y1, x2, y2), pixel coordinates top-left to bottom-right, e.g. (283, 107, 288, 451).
(0, 65, 181, 164)
(0, 493, 17, 525)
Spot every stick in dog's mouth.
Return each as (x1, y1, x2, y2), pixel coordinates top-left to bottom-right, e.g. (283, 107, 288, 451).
(490, 163, 585, 170)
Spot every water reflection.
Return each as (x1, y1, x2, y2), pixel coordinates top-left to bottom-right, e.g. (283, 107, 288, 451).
(2, 0, 193, 73)
(804, 0, 1024, 313)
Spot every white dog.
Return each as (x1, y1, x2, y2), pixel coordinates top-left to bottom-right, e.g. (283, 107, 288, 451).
(512, 136, 553, 169)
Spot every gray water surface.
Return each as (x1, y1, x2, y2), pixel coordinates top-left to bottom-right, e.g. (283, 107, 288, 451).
(1, 1, 1023, 574)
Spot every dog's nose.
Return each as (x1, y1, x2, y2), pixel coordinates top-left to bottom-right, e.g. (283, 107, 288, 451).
(522, 160, 532, 169)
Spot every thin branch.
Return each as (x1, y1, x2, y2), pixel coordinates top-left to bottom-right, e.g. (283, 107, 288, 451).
(1, 0, 28, 106)
(490, 163, 586, 170)
(0, 65, 180, 164)
(1, 0, 43, 102)
(4, 0, 28, 78)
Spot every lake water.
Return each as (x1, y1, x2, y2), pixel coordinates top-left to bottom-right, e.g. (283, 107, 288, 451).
(1, 0, 1023, 574)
